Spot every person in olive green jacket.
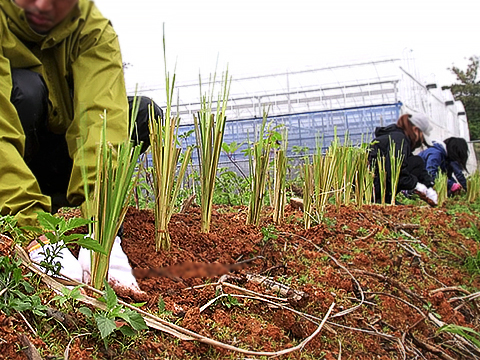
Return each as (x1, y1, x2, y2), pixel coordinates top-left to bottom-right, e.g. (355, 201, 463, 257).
(0, 0, 161, 233)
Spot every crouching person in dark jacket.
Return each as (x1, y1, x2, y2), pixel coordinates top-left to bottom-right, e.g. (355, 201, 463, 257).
(368, 113, 438, 205)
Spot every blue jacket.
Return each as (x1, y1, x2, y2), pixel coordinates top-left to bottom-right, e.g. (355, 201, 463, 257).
(418, 142, 467, 191)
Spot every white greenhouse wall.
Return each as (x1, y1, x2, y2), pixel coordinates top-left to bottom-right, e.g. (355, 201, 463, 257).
(398, 67, 476, 172)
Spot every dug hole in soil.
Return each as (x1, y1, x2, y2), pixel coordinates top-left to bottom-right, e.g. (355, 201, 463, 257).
(3, 202, 480, 359)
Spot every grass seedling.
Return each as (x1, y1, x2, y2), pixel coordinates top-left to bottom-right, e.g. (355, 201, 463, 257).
(313, 140, 337, 219)
(272, 128, 288, 225)
(389, 138, 404, 205)
(303, 157, 314, 229)
(376, 151, 387, 206)
(342, 145, 357, 206)
(328, 132, 344, 209)
(330, 133, 357, 207)
(353, 144, 371, 208)
(193, 69, 231, 233)
(89, 109, 143, 291)
(467, 170, 480, 203)
(130, 154, 155, 210)
(149, 32, 192, 250)
(246, 109, 274, 226)
(434, 171, 448, 207)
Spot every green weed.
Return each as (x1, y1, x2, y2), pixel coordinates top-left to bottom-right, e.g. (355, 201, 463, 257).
(0, 256, 47, 316)
(260, 224, 278, 246)
(79, 281, 147, 349)
(23, 212, 101, 276)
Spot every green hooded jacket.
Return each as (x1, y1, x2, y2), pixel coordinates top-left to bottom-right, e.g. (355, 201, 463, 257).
(0, 0, 128, 230)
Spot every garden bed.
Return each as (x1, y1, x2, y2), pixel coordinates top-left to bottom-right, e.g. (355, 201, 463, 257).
(2, 200, 480, 359)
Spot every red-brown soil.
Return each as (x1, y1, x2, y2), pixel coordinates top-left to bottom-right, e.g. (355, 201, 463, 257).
(2, 203, 480, 359)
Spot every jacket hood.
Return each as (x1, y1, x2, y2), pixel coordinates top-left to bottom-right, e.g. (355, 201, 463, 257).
(0, 0, 82, 48)
(431, 141, 447, 156)
(374, 124, 403, 138)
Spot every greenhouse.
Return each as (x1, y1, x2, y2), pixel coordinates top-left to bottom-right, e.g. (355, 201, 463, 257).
(133, 56, 476, 173)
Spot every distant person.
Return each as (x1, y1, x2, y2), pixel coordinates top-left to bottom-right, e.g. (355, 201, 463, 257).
(0, 0, 162, 232)
(418, 137, 469, 196)
(368, 113, 438, 205)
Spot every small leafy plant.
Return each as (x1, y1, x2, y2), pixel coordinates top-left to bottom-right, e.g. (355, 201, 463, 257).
(79, 281, 147, 349)
(213, 292, 242, 309)
(260, 224, 278, 246)
(157, 295, 173, 316)
(221, 141, 248, 179)
(213, 168, 250, 206)
(52, 285, 85, 307)
(0, 255, 47, 316)
(0, 215, 27, 245)
(23, 212, 103, 276)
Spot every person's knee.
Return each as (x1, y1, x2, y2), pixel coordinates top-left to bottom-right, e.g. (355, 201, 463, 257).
(409, 155, 425, 168)
(11, 69, 49, 162)
(128, 96, 163, 153)
(11, 68, 49, 131)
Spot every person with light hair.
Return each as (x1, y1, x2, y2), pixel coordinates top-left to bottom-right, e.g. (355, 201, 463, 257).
(368, 113, 438, 205)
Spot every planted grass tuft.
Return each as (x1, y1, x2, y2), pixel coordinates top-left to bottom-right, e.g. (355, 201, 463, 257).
(194, 70, 231, 233)
(149, 33, 192, 250)
(88, 109, 143, 291)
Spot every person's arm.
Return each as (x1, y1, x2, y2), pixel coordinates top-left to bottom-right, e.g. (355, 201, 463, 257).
(424, 152, 442, 182)
(449, 161, 467, 190)
(395, 138, 418, 191)
(66, 6, 128, 215)
(0, 33, 51, 228)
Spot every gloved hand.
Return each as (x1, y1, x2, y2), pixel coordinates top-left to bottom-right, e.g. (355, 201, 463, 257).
(414, 183, 428, 195)
(425, 187, 438, 206)
(78, 236, 147, 301)
(30, 235, 147, 301)
(451, 183, 462, 194)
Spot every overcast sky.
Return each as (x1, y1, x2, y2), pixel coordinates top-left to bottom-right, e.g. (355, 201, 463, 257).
(94, 0, 479, 101)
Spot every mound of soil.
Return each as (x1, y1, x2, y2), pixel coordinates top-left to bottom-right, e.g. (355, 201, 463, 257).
(2, 203, 480, 359)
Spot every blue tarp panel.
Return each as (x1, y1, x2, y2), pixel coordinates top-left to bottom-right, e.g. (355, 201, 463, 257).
(175, 102, 402, 173)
